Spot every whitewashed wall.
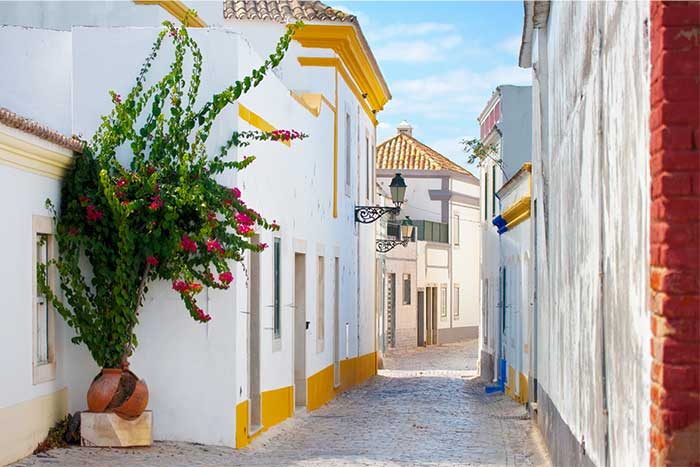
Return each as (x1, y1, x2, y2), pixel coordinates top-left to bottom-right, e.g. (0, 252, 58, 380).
(531, 2, 651, 465)
(0, 1, 223, 30)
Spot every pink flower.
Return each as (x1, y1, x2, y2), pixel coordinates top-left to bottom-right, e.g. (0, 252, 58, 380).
(258, 242, 268, 250)
(190, 283, 203, 293)
(146, 166, 156, 175)
(78, 195, 90, 205)
(222, 199, 233, 206)
(206, 238, 225, 254)
(235, 213, 254, 226)
(113, 93, 122, 104)
(68, 227, 79, 236)
(180, 235, 198, 252)
(117, 178, 128, 188)
(219, 271, 233, 284)
(86, 205, 103, 222)
(236, 224, 253, 236)
(146, 256, 159, 266)
(207, 211, 217, 222)
(172, 280, 188, 292)
(149, 194, 163, 211)
(230, 187, 241, 199)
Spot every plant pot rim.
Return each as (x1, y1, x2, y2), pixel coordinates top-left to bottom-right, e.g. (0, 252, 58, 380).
(101, 368, 123, 374)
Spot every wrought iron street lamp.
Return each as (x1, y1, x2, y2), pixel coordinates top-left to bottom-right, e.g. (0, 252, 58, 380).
(376, 217, 414, 253)
(355, 173, 407, 223)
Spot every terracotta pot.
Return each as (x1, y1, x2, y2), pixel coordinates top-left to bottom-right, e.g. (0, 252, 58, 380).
(86, 368, 149, 420)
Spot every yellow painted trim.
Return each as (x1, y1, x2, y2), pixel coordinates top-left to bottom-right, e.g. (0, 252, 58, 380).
(293, 25, 390, 113)
(307, 351, 377, 411)
(133, 0, 207, 27)
(297, 57, 378, 127)
(333, 69, 339, 218)
(290, 92, 335, 117)
(505, 365, 516, 399)
(0, 388, 68, 466)
(238, 104, 291, 147)
(518, 372, 529, 405)
(235, 385, 294, 448)
(501, 195, 531, 231)
(0, 128, 73, 179)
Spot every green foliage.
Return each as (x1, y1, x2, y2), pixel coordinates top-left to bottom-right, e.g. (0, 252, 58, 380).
(38, 19, 306, 368)
(461, 137, 500, 168)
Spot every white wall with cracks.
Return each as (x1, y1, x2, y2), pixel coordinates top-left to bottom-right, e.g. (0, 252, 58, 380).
(529, 2, 651, 466)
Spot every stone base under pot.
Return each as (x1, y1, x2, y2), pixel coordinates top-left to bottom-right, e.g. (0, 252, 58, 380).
(80, 411, 152, 447)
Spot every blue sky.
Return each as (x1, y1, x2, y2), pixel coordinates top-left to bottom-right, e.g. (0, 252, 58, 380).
(327, 1, 531, 173)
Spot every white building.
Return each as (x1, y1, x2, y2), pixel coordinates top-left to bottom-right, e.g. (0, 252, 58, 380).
(376, 123, 480, 351)
(491, 164, 533, 404)
(0, 1, 390, 464)
(477, 85, 531, 383)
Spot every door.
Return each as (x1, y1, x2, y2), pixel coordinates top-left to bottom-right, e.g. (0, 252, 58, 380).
(417, 290, 425, 346)
(386, 273, 396, 348)
(248, 241, 261, 431)
(426, 287, 433, 345)
(294, 253, 307, 407)
(430, 287, 439, 345)
(333, 258, 340, 387)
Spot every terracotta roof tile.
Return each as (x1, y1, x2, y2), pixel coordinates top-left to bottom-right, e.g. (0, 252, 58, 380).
(224, 0, 357, 24)
(0, 107, 83, 153)
(376, 133, 475, 177)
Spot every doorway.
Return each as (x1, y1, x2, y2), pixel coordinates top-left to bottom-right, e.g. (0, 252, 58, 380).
(425, 287, 438, 345)
(294, 253, 307, 408)
(417, 290, 425, 346)
(333, 258, 340, 387)
(248, 239, 262, 432)
(387, 273, 396, 348)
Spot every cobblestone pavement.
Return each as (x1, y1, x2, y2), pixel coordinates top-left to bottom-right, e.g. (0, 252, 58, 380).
(15, 340, 550, 467)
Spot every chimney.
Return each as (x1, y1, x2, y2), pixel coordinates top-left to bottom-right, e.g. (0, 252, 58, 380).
(397, 120, 413, 136)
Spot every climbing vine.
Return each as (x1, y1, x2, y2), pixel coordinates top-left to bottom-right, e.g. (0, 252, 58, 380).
(39, 17, 306, 368)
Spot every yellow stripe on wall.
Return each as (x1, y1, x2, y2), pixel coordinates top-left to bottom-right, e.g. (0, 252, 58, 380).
(238, 104, 291, 147)
(133, 0, 207, 27)
(307, 351, 377, 411)
(236, 352, 377, 448)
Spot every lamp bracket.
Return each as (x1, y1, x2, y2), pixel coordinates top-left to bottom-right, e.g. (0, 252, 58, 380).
(354, 205, 400, 224)
(376, 238, 409, 253)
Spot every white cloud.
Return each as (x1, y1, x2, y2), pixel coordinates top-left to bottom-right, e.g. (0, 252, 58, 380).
(374, 34, 464, 63)
(366, 22, 457, 42)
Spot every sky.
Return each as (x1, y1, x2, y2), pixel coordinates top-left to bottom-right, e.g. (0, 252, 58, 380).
(327, 1, 531, 174)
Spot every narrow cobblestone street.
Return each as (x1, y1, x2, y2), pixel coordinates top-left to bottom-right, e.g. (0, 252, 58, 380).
(14, 340, 550, 467)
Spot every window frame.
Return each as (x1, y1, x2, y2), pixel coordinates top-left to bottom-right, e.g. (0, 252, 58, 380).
(402, 273, 411, 305)
(273, 237, 281, 340)
(440, 285, 448, 319)
(453, 214, 460, 246)
(32, 215, 56, 385)
(344, 112, 352, 195)
(453, 285, 460, 319)
(316, 255, 325, 352)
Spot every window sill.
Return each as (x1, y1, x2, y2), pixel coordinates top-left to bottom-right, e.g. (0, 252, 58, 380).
(33, 361, 56, 385)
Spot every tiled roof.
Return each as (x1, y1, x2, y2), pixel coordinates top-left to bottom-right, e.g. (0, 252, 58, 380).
(377, 133, 475, 177)
(224, 0, 356, 24)
(0, 107, 83, 153)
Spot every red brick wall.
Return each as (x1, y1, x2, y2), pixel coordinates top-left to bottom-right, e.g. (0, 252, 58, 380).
(649, 2, 700, 466)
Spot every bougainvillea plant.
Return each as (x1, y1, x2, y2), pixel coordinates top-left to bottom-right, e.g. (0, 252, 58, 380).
(38, 17, 306, 369)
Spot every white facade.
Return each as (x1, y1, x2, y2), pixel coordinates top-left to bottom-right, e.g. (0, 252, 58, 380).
(0, 2, 387, 463)
(477, 85, 532, 383)
(521, 2, 651, 466)
(377, 126, 480, 351)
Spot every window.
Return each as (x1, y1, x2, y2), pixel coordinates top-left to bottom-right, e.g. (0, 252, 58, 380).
(453, 286, 460, 318)
(345, 113, 351, 193)
(415, 220, 449, 243)
(484, 170, 489, 220)
(365, 135, 370, 200)
(403, 274, 411, 305)
(491, 165, 496, 217)
(440, 286, 448, 319)
(33, 215, 56, 384)
(273, 238, 281, 339)
(453, 215, 460, 246)
(317, 256, 325, 352)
